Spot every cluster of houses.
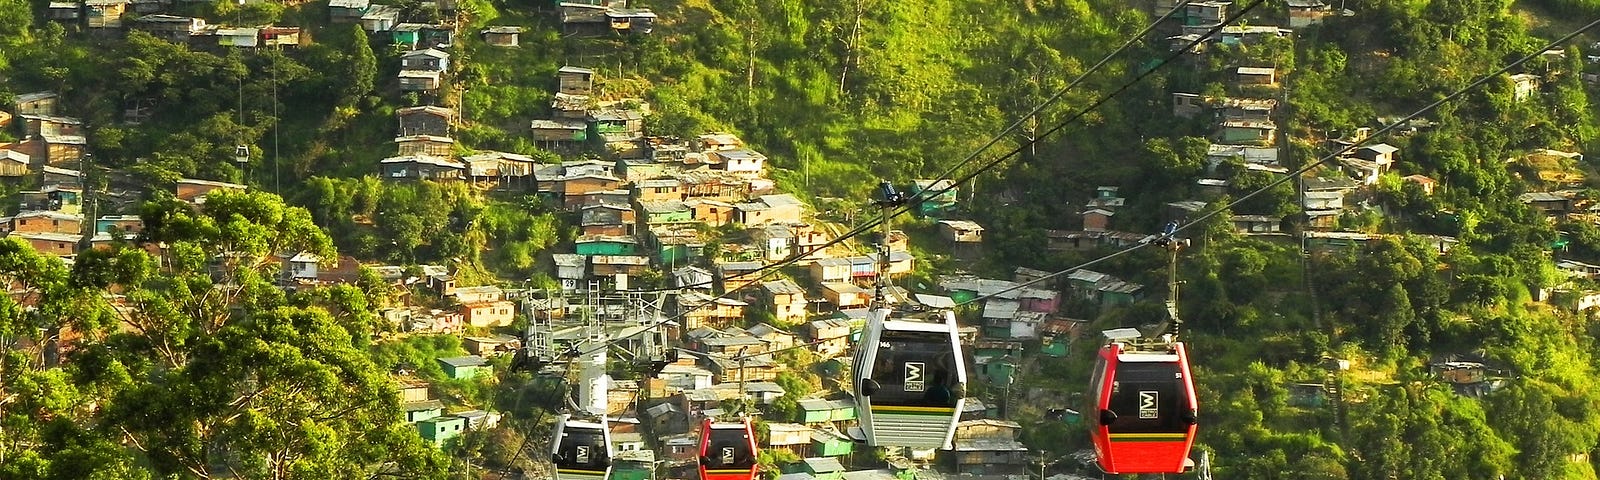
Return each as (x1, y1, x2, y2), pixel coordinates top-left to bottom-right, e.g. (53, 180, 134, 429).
(44, 0, 305, 48)
(398, 357, 503, 447)
(1, 92, 258, 258)
(556, 0, 656, 37)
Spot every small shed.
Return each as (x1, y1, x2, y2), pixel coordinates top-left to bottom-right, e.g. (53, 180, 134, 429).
(437, 355, 492, 379)
(481, 26, 524, 46)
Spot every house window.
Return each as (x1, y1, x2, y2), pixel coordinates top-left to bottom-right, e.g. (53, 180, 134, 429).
(57, 243, 65, 249)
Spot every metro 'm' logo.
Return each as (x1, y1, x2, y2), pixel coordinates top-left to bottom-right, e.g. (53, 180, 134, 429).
(1138, 391, 1159, 419)
(904, 362, 925, 392)
(721, 446, 735, 465)
(575, 445, 590, 464)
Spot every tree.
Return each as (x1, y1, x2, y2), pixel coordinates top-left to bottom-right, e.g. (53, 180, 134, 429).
(345, 25, 376, 106)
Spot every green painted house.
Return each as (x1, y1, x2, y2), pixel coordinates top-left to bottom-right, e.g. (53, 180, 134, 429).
(798, 398, 856, 423)
(801, 457, 845, 480)
(437, 356, 492, 380)
(417, 415, 466, 447)
(640, 200, 693, 225)
(1041, 336, 1069, 357)
(810, 429, 853, 457)
(402, 399, 444, 423)
(575, 235, 638, 256)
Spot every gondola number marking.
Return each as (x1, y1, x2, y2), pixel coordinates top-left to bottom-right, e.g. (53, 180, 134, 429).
(1139, 391, 1159, 419)
(904, 362, 926, 392)
(575, 446, 590, 464)
(721, 447, 736, 465)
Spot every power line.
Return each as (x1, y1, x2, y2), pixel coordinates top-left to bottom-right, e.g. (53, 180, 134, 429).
(955, 16, 1600, 309)
(624, 0, 1221, 295)
(568, 1, 1268, 356)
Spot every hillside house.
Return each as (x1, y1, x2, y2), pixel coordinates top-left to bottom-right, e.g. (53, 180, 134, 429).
(807, 318, 852, 358)
(94, 215, 143, 235)
(736, 194, 804, 226)
(589, 109, 645, 141)
(590, 255, 649, 277)
(175, 178, 246, 203)
(1521, 192, 1572, 218)
(398, 70, 442, 91)
(811, 429, 853, 458)
(395, 135, 454, 157)
(559, 173, 624, 207)
(820, 282, 869, 309)
(798, 398, 856, 424)
(673, 265, 714, 291)
(283, 252, 320, 281)
(132, 15, 206, 42)
(1217, 97, 1276, 121)
(551, 93, 590, 119)
(463, 151, 536, 186)
(437, 356, 491, 379)
(1218, 120, 1276, 145)
(558, 66, 596, 95)
(1287, 0, 1334, 27)
(1355, 143, 1398, 166)
(1236, 67, 1277, 86)
(946, 420, 1028, 475)
(381, 155, 464, 181)
(1173, 93, 1205, 118)
(402, 48, 450, 71)
(580, 203, 634, 236)
(40, 134, 86, 165)
(766, 423, 812, 455)
(461, 300, 515, 328)
(635, 177, 685, 202)
(717, 261, 763, 294)
(260, 26, 303, 48)
(20, 115, 83, 137)
(0, 150, 29, 177)
(552, 254, 586, 289)
(1511, 73, 1541, 101)
(686, 199, 736, 227)
(712, 149, 766, 177)
(810, 258, 852, 284)
(47, 3, 80, 22)
(607, 8, 657, 34)
(574, 235, 638, 256)
(397, 106, 453, 137)
(9, 211, 82, 234)
(14, 232, 81, 256)
(85, 0, 129, 28)
(938, 219, 984, 249)
(1219, 25, 1291, 46)
(481, 26, 523, 46)
(802, 457, 846, 480)
(13, 92, 58, 116)
(866, 251, 915, 276)
(403, 399, 444, 423)
(1231, 215, 1283, 235)
(677, 292, 748, 330)
(360, 4, 399, 32)
(417, 416, 465, 447)
(1403, 174, 1437, 195)
(641, 200, 694, 226)
(530, 119, 588, 143)
(762, 279, 809, 325)
(463, 335, 521, 357)
(328, 0, 370, 22)
(659, 363, 716, 392)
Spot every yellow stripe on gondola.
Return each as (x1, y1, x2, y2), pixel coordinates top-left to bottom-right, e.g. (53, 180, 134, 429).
(703, 468, 754, 473)
(556, 468, 607, 474)
(870, 405, 957, 414)
(1108, 433, 1189, 441)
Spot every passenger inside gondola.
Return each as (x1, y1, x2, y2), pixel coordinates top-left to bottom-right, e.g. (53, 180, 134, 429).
(867, 330, 960, 408)
(1103, 362, 1193, 434)
(554, 428, 610, 469)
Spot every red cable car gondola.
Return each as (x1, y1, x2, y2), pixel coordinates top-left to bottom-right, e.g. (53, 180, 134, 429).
(698, 417, 758, 480)
(1088, 329, 1198, 475)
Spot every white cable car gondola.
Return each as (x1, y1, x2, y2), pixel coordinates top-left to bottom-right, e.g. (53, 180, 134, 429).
(552, 414, 613, 480)
(852, 307, 967, 450)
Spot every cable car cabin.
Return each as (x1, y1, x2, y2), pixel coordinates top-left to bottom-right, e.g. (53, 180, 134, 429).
(852, 308, 966, 450)
(552, 415, 613, 480)
(699, 418, 758, 480)
(1087, 335, 1198, 475)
